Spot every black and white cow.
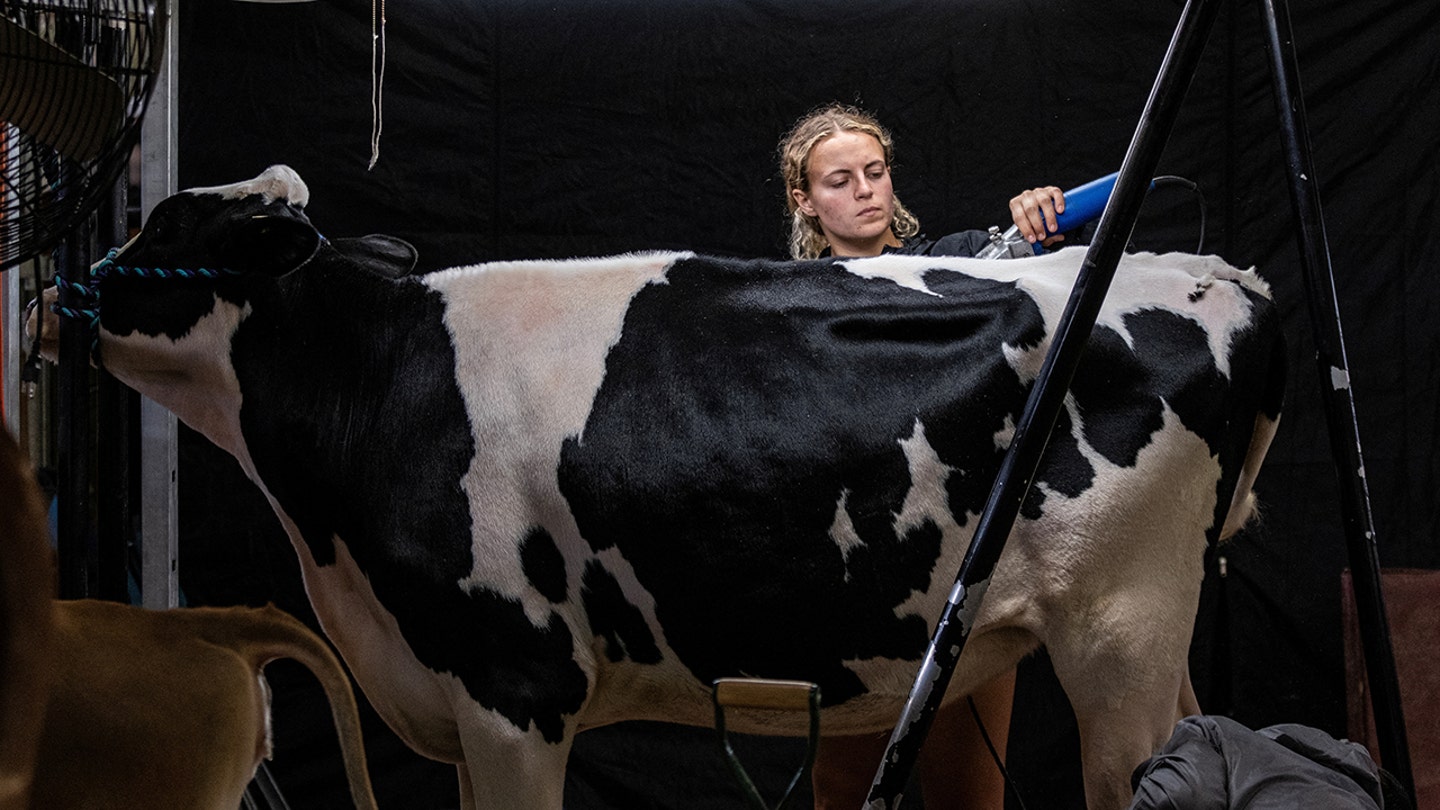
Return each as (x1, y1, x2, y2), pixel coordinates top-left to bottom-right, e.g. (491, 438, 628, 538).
(42, 165, 1284, 809)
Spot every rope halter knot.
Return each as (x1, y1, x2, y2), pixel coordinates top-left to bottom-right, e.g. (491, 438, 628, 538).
(50, 247, 245, 358)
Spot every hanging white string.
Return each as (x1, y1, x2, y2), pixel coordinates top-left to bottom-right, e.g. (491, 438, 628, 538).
(368, 0, 386, 169)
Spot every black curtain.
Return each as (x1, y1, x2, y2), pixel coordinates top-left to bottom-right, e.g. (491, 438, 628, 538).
(174, 0, 1440, 806)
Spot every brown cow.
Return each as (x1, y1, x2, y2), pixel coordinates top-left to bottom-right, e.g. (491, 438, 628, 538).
(0, 428, 377, 809)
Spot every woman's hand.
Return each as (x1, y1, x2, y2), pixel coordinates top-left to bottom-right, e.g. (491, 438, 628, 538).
(24, 286, 62, 363)
(1008, 186, 1067, 246)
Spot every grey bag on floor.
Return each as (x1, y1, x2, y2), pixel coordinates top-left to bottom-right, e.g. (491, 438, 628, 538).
(1127, 715, 1386, 810)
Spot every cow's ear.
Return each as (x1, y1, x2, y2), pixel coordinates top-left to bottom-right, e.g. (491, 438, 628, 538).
(331, 234, 419, 279)
(220, 214, 322, 277)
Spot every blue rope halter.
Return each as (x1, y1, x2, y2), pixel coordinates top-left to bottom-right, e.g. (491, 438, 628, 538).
(51, 247, 244, 356)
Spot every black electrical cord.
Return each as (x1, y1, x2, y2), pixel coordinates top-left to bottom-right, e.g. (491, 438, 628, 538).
(1149, 174, 1208, 254)
(967, 694, 1030, 810)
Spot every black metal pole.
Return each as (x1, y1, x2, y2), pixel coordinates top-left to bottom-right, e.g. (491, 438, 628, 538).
(97, 171, 133, 604)
(866, 0, 1225, 804)
(1256, 0, 1413, 795)
(56, 228, 95, 600)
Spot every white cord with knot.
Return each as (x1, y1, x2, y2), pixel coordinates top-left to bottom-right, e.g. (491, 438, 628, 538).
(369, 0, 386, 169)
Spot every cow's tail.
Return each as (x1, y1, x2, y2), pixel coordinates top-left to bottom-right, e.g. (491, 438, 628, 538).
(187, 604, 379, 810)
(1219, 322, 1287, 541)
(1219, 412, 1280, 540)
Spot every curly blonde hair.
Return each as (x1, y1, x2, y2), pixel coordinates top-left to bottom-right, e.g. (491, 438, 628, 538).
(778, 103, 920, 259)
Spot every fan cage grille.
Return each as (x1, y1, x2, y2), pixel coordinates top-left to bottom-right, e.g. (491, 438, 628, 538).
(2, 0, 162, 271)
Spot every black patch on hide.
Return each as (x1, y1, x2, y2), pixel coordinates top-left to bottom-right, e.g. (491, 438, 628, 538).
(582, 561, 662, 665)
(522, 526, 570, 604)
(558, 256, 1047, 705)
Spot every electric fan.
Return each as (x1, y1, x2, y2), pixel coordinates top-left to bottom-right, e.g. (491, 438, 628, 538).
(1, 0, 165, 271)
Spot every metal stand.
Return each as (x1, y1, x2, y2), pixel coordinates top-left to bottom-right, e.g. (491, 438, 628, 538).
(865, 0, 1412, 803)
(96, 173, 134, 604)
(55, 138, 132, 605)
(55, 223, 96, 600)
(1, 255, 18, 437)
(1257, 0, 1412, 795)
(138, 0, 180, 610)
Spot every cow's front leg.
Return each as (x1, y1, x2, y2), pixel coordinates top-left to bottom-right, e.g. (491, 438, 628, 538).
(454, 705, 574, 810)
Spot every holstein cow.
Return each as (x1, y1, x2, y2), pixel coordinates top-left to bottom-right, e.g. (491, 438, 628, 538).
(35, 165, 1284, 809)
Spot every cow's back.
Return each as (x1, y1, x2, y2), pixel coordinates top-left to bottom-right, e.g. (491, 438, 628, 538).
(425, 249, 1282, 732)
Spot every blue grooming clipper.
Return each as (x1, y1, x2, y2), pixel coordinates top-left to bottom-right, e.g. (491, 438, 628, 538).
(976, 171, 1127, 259)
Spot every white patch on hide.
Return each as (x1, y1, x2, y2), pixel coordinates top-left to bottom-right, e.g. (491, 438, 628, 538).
(99, 296, 250, 458)
(993, 414, 1016, 452)
(836, 254, 942, 296)
(426, 252, 690, 626)
(186, 164, 310, 208)
(299, 530, 467, 762)
(834, 251, 1267, 379)
(1002, 340, 1046, 387)
(894, 420, 957, 537)
(828, 489, 864, 573)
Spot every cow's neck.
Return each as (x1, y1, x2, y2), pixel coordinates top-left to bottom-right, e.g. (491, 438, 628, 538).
(229, 257, 470, 570)
(101, 297, 255, 457)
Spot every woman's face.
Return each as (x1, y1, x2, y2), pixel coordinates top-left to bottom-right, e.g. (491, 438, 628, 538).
(791, 130, 900, 257)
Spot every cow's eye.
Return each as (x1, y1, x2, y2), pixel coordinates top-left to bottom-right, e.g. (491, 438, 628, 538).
(141, 211, 180, 243)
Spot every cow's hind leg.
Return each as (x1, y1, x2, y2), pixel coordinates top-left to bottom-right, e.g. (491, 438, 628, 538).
(454, 707, 573, 810)
(1177, 667, 1200, 720)
(456, 765, 473, 810)
(1044, 586, 1199, 810)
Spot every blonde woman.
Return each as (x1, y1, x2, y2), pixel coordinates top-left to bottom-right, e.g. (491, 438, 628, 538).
(778, 103, 1067, 809)
(781, 102, 1066, 260)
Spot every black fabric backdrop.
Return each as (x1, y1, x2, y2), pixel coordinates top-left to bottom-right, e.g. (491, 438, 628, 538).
(171, 0, 1440, 807)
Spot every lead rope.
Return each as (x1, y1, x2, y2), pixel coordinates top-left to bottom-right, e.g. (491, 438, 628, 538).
(45, 248, 243, 362)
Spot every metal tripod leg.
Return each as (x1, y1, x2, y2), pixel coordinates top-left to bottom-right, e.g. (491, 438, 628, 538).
(1256, 0, 1413, 795)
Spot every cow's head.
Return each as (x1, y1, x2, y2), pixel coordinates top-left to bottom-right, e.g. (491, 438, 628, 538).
(137, 165, 320, 274)
(27, 166, 318, 362)
(92, 165, 322, 345)
(27, 166, 323, 451)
